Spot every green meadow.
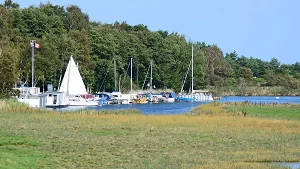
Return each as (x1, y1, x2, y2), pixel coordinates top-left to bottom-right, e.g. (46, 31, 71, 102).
(1, 100, 300, 168)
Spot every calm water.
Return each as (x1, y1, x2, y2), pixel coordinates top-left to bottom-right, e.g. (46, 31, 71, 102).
(274, 162, 300, 169)
(58, 96, 300, 115)
(220, 96, 300, 104)
(61, 101, 208, 115)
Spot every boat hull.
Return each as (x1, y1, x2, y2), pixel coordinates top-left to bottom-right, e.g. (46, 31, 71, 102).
(68, 100, 99, 106)
(45, 104, 69, 108)
(133, 98, 148, 104)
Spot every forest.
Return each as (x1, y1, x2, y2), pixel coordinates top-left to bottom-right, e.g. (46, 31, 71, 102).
(1, 0, 300, 97)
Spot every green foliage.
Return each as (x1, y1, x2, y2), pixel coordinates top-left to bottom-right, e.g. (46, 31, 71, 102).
(3, 0, 19, 9)
(64, 5, 90, 32)
(0, 44, 19, 97)
(0, 6, 20, 97)
(238, 67, 254, 84)
(0, 0, 299, 97)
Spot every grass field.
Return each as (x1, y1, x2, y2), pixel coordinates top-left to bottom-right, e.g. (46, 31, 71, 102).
(1, 99, 300, 168)
(216, 102, 300, 121)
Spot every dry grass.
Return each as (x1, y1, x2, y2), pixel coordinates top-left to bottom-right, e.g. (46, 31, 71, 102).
(1, 99, 299, 168)
(192, 102, 227, 115)
(0, 100, 5, 110)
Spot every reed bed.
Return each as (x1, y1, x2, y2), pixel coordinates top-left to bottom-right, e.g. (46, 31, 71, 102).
(1, 99, 300, 168)
(72, 108, 141, 115)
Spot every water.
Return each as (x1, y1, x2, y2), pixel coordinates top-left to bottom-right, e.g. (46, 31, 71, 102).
(220, 96, 300, 104)
(60, 101, 208, 115)
(56, 96, 300, 115)
(273, 162, 300, 169)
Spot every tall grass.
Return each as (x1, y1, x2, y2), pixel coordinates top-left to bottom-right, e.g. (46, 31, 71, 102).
(0, 99, 29, 109)
(192, 101, 227, 115)
(72, 108, 141, 115)
(1, 99, 300, 168)
(224, 102, 300, 120)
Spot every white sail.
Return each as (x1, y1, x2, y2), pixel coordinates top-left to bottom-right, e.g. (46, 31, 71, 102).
(59, 56, 87, 95)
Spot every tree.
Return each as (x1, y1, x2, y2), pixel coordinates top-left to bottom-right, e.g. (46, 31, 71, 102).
(268, 57, 281, 73)
(3, 0, 19, 9)
(201, 45, 227, 86)
(238, 67, 254, 85)
(0, 6, 20, 97)
(64, 5, 90, 32)
(225, 51, 238, 72)
(0, 43, 19, 97)
(2, 1, 300, 95)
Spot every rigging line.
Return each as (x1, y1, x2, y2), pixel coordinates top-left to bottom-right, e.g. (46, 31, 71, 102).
(120, 60, 131, 89)
(142, 64, 151, 90)
(98, 70, 109, 92)
(180, 58, 192, 93)
(98, 58, 114, 92)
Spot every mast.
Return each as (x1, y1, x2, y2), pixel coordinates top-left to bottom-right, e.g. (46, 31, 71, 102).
(114, 50, 117, 91)
(136, 65, 138, 86)
(118, 75, 121, 92)
(150, 60, 153, 91)
(180, 59, 191, 93)
(142, 64, 150, 90)
(191, 45, 194, 93)
(66, 56, 72, 96)
(130, 57, 133, 94)
(30, 40, 35, 87)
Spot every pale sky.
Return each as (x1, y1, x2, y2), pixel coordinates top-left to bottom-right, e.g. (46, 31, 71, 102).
(10, 0, 300, 64)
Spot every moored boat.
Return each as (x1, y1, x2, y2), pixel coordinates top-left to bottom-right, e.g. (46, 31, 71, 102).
(46, 56, 98, 107)
(133, 94, 148, 104)
(161, 92, 176, 102)
(177, 94, 195, 102)
(110, 91, 130, 104)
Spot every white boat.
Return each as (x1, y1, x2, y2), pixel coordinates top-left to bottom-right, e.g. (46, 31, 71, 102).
(193, 91, 214, 101)
(161, 92, 176, 102)
(149, 91, 163, 103)
(109, 58, 134, 104)
(110, 91, 130, 104)
(68, 95, 99, 106)
(16, 87, 41, 107)
(178, 45, 213, 102)
(45, 92, 69, 108)
(47, 56, 98, 107)
(93, 93, 111, 105)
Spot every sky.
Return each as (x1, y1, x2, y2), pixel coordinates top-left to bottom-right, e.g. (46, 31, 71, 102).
(10, 0, 300, 64)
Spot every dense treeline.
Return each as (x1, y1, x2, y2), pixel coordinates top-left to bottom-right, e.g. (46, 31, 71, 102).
(1, 1, 300, 97)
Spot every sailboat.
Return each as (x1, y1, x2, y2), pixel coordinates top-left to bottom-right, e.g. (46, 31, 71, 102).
(59, 56, 87, 96)
(141, 60, 165, 103)
(110, 57, 132, 104)
(46, 56, 98, 107)
(177, 45, 213, 102)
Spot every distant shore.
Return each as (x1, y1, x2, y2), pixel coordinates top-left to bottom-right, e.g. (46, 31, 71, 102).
(209, 86, 300, 96)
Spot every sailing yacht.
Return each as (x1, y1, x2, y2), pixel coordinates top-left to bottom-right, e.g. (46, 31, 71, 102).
(177, 45, 213, 102)
(109, 57, 133, 104)
(47, 56, 98, 107)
